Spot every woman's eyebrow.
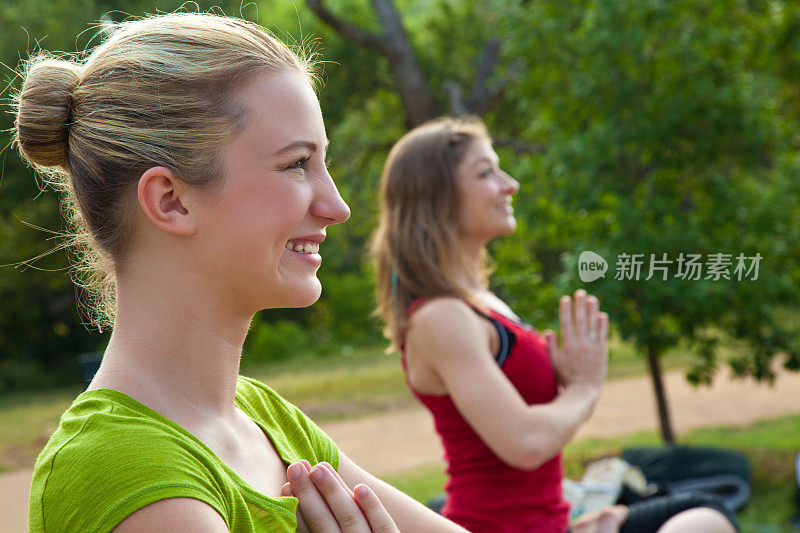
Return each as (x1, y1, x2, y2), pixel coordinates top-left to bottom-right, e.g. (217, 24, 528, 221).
(272, 139, 330, 157)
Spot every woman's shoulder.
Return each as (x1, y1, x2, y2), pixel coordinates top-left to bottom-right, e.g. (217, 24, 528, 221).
(406, 297, 489, 341)
(405, 297, 493, 359)
(30, 389, 228, 532)
(407, 296, 477, 325)
(34, 388, 216, 463)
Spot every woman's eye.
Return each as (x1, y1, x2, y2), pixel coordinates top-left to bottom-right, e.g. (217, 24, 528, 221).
(479, 168, 493, 178)
(287, 157, 311, 170)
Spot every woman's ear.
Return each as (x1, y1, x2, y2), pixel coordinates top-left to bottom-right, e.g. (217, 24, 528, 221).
(137, 167, 197, 236)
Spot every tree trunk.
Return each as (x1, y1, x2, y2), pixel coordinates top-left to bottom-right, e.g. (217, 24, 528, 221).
(646, 344, 676, 443)
(370, 0, 438, 126)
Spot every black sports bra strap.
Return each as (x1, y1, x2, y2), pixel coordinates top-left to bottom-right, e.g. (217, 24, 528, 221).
(471, 308, 516, 366)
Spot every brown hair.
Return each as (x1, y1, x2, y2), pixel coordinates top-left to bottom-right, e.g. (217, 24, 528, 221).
(371, 116, 493, 351)
(11, 12, 317, 329)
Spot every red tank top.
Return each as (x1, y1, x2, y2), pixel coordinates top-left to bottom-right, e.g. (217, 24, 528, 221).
(401, 300, 570, 533)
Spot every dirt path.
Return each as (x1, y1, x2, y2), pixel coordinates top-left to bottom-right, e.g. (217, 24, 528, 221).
(4, 367, 799, 531)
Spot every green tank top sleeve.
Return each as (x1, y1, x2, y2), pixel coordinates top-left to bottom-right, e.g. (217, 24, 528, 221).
(28, 375, 339, 532)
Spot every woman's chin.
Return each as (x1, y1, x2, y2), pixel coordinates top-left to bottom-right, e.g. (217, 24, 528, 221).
(254, 280, 321, 311)
(496, 223, 517, 238)
(284, 280, 322, 308)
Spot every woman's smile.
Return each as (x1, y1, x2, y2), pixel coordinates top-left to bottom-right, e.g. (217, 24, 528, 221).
(495, 198, 514, 216)
(283, 238, 323, 267)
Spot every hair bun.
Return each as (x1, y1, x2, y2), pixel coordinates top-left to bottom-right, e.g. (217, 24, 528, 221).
(15, 58, 82, 169)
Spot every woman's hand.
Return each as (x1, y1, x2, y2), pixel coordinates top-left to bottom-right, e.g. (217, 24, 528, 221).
(283, 460, 400, 533)
(572, 505, 629, 533)
(544, 289, 609, 391)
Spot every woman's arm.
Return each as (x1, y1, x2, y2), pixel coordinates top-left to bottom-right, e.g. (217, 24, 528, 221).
(337, 451, 468, 532)
(405, 291, 607, 471)
(112, 497, 229, 532)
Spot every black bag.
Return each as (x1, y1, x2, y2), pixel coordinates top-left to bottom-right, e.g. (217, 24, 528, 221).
(620, 446, 751, 511)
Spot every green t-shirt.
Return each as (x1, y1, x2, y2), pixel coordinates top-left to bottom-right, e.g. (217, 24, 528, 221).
(29, 375, 339, 532)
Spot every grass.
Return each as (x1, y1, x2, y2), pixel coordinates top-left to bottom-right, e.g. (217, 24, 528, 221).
(382, 463, 448, 505)
(382, 415, 800, 533)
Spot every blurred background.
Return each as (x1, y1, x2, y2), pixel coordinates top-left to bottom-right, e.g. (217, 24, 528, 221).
(1, 1, 799, 531)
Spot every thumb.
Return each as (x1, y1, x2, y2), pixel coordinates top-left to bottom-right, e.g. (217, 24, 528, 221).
(543, 330, 558, 361)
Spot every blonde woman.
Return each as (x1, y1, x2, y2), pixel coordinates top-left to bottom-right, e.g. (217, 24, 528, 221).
(14, 13, 466, 533)
(372, 116, 739, 533)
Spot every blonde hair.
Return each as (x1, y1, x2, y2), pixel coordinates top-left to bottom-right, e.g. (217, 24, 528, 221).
(371, 116, 493, 351)
(12, 12, 317, 329)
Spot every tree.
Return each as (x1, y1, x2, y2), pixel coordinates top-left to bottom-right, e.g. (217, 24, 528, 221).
(306, 0, 510, 126)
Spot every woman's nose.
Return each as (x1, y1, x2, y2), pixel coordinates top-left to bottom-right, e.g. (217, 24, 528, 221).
(312, 171, 351, 225)
(501, 171, 520, 195)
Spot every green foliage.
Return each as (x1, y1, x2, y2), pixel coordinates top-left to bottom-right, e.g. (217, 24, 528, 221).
(314, 269, 381, 344)
(0, 3, 103, 392)
(244, 319, 310, 364)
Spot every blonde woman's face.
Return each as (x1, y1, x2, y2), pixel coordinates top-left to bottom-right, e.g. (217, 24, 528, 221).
(454, 139, 520, 246)
(195, 72, 350, 314)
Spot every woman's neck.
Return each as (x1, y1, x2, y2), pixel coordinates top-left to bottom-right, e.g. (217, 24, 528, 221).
(460, 236, 486, 291)
(90, 269, 252, 422)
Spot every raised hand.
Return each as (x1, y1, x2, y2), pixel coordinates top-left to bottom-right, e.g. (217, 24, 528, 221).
(544, 289, 609, 391)
(283, 460, 400, 533)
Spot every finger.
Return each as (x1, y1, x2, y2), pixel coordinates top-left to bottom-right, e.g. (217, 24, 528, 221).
(287, 462, 338, 533)
(586, 296, 599, 338)
(560, 296, 573, 340)
(281, 482, 293, 497)
(574, 289, 587, 338)
(309, 464, 368, 532)
(354, 484, 400, 533)
(321, 463, 367, 520)
(297, 511, 311, 533)
(320, 462, 355, 498)
(543, 330, 559, 362)
(598, 312, 609, 341)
